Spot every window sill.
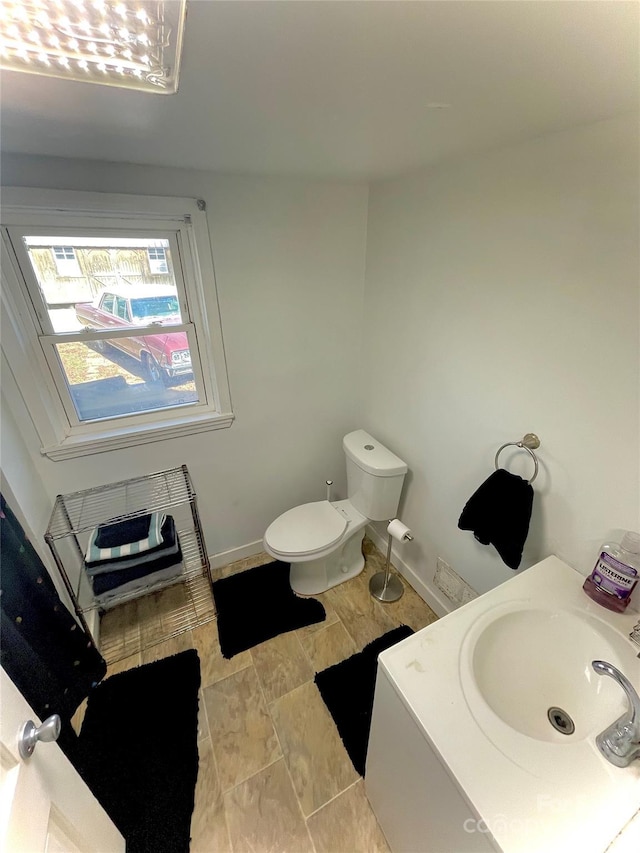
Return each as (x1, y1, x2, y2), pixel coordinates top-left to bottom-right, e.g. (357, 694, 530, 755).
(41, 410, 235, 460)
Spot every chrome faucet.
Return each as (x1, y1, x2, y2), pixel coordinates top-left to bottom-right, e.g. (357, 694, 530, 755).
(592, 660, 640, 768)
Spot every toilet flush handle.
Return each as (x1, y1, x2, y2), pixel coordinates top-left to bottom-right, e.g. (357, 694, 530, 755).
(326, 480, 333, 501)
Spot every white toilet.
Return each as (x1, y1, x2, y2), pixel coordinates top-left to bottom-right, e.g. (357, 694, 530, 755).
(263, 430, 408, 595)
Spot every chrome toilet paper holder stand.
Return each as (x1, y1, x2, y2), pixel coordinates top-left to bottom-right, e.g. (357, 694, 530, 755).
(370, 521, 413, 603)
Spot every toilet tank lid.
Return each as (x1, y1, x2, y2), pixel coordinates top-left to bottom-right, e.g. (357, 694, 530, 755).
(343, 430, 408, 477)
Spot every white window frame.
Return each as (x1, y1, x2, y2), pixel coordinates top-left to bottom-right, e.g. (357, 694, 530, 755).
(1, 188, 234, 460)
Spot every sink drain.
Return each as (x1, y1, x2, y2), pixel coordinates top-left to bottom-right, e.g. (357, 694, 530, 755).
(547, 707, 575, 735)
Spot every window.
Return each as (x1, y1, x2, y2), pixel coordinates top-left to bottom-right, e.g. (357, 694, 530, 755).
(1, 189, 233, 459)
(147, 246, 169, 275)
(52, 245, 82, 277)
(114, 294, 130, 322)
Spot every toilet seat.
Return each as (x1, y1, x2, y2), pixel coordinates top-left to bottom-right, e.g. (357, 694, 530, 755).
(264, 500, 348, 558)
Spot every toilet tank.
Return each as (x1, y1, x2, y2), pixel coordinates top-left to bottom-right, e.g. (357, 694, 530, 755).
(343, 430, 408, 521)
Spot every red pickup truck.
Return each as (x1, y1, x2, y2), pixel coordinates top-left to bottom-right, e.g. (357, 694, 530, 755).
(75, 286, 192, 385)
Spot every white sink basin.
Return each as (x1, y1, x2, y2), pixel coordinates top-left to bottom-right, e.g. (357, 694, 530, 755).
(466, 605, 626, 741)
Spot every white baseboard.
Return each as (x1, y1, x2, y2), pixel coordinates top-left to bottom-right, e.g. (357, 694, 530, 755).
(208, 530, 456, 619)
(365, 524, 453, 619)
(209, 539, 266, 572)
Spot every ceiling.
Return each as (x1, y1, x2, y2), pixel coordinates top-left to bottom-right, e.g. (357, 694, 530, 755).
(1, 1, 638, 181)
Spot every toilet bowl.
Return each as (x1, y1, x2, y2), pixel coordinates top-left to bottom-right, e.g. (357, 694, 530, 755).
(263, 430, 408, 595)
(264, 499, 368, 595)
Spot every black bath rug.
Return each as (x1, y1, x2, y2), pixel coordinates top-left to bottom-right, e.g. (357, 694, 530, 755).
(212, 560, 326, 658)
(315, 625, 413, 776)
(77, 650, 201, 853)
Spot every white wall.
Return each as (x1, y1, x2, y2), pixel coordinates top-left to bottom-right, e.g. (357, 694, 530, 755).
(361, 114, 639, 600)
(0, 155, 369, 561)
(2, 115, 638, 605)
(0, 379, 77, 611)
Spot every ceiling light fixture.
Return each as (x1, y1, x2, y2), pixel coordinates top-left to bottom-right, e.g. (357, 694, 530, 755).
(0, 0, 187, 94)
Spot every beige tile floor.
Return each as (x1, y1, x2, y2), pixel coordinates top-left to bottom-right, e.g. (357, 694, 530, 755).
(98, 539, 439, 853)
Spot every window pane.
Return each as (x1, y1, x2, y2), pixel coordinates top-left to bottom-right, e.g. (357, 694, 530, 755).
(148, 247, 168, 275)
(21, 236, 183, 332)
(55, 335, 198, 422)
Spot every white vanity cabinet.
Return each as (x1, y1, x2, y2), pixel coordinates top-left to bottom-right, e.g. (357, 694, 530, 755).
(364, 556, 640, 853)
(366, 667, 497, 853)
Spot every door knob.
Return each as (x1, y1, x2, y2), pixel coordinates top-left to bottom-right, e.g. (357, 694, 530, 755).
(18, 715, 61, 759)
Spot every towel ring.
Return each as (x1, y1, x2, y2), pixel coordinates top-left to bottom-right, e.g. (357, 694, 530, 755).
(494, 433, 540, 484)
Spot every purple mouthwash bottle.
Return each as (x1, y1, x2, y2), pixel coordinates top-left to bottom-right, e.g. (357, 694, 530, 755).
(583, 531, 640, 613)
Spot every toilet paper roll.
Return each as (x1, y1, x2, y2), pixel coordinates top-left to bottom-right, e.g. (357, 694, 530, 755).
(387, 518, 412, 542)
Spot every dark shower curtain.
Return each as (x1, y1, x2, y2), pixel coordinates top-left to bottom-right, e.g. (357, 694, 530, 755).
(0, 494, 106, 754)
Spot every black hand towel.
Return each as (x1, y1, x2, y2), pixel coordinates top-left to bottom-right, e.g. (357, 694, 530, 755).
(458, 469, 534, 570)
(94, 512, 156, 549)
(86, 516, 177, 574)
